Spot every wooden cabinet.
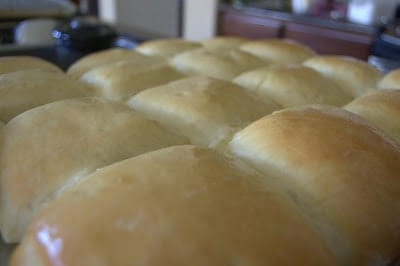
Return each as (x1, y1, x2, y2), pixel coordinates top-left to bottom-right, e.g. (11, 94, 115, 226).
(285, 22, 374, 59)
(218, 9, 283, 38)
(217, 6, 376, 60)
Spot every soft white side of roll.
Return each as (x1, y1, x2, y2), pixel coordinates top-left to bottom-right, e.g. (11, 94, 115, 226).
(128, 76, 280, 148)
(11, 145, 339, 266)
(234, 65, 352, 107)
(229, 105, 400, 266)
(303, 55, 383, 97)
(80, 61, 185, 102)
(170, 48, 266, 80)
(0, 69, 93, 122)
(344, 89, 400, 143)
(0, 97, 188, 243)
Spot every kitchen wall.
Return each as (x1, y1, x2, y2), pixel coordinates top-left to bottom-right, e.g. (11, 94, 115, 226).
(98, 0, 219, 40)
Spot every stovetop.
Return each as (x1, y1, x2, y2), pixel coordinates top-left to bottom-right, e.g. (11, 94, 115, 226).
(0, 17, 144, 70)
(0, 35, 140, 70)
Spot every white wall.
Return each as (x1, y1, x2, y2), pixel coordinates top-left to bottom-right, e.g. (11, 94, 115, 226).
(98, 0, 219, 40)
(183, 0, 218, 41)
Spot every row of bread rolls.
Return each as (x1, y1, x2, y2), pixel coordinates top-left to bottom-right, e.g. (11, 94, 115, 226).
(0, 37, 398, 266)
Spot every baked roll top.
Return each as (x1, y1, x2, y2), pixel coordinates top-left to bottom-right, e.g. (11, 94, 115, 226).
(0, 56, 61, 75)
(80, 61, 185, 102)
(344, 89, 400, 143)
(0, 69, 92, 122)
(239, 38, 316, 64)
(378, 68, 400, 90)
(234, 65, 352, 107)
(170, 48, 266, 80)
(128, 76, 280, 148)
(11, 145, 338, 266)
(201, 36, 249, 51)
(0, 97, 188, 243)
(229, 105, 400, 265)
(67, 48, 165, 78)
(136, 38, 202, 58)
(303, 55, 383, 98)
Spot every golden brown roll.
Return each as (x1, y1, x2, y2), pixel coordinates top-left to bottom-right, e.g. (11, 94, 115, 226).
(11, 145, 339, 266)
(136, 38, 202, 58)
(170, 48, 266, 80)
(229, 105, 400, 265)
(67, 48, 165, 78)
(0, 69, 92, 122)
(377, 68, 400, 90)
(0, 56, 61, 75)
(303, 55, 383, 97)
(128, 76, 280, 148)
(80, 61, 185, 102)
(0, 97, 188, 243)
(234, 65, 352, 107)
(344, 89, 400, 143)
(201, 36, 249, 51)
(239, 38, 315, 64)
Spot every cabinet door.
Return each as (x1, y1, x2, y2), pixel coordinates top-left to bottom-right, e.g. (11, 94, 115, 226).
(218, 9, 283, 39)
(285, 22, 375, 60)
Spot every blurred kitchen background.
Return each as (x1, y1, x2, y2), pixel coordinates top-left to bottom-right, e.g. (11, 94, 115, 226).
(1, 0, 400, 71)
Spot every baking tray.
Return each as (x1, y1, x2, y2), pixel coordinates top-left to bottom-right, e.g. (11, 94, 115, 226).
(1, 238, 16, 266)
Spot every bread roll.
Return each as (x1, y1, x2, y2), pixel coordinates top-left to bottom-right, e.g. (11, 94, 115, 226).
(303, 55, 383, 97)
(344, 89, 400, 143)
(229, 105, 400, 265)
(11, 145, 338, 266)
(239, 38, 315, 64)
(234, 65, 352, 107)
(0, 69, 92, 122)
(136, 38, 201, 58)
(201, 36, 249, 51)
(128, 76, 280, 148)
(0, 56, 61, 75)
(377, 68, 400, 90)
(170, 48, 266, 80)
(0, 97, 188, 243)
(80, 61, 185, 102)
(67, 48, 165, 78)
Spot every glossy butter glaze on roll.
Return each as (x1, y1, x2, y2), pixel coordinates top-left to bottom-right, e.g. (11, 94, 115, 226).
(0, 68, 92, 122)
(234, 65, 352, 107)
(344, 89, 400, 143)
(377, 68, 400, 90)
(170, 48, 266, 80)
(303, 55, 383, 98)
(136, 38, 202, 58)
(239, 38, 315, 64)
(67, 48, 165, 78)
(0, 97, 189, 243)
(0, 56, 61, 75)
(11, 145, 339, 266)
(128, 76, 280, 148)
(230, 105, 400, 265)
(80, 61, 185, 102)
